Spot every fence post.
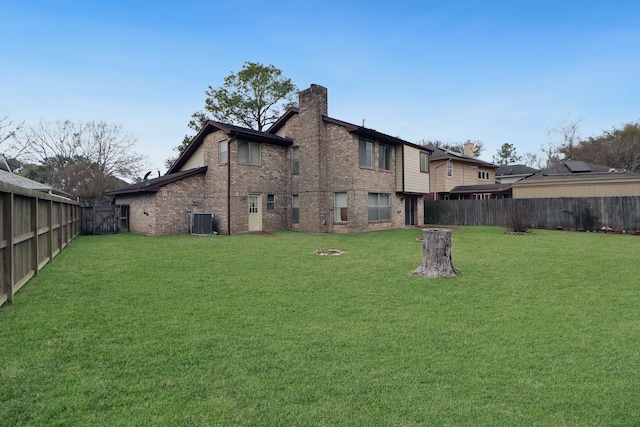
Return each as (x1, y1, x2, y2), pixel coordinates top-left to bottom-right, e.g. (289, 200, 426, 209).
(48, 199, 54, 262)
(31, 196, 39, 274)
(3, 192, 14, 303)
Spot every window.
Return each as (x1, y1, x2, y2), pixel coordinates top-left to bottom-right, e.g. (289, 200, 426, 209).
(359, 139, 373, 168)
(238, 141, 261, 165)
(219, 140, 228, 165)
(292, 195, 299, 223)
(469, 163, 477, 168)
(379, 144, 391, 171)
(267, 194, 275, 211)
(334, 192, 348, 222)
(473, 193, 491, 200)
(368, 193, 391, 221)
(249, 195, 259, 213)
(420, 151, 429, 173)
(446, 160, 453, 177)
(292, 146, 300, 174)
(478, 171, 490, 180)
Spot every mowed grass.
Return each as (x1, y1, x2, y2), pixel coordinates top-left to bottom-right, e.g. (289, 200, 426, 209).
(1, 227, 639, 426)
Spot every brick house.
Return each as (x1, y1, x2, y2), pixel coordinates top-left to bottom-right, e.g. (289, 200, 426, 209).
(107, 84, 432, 235)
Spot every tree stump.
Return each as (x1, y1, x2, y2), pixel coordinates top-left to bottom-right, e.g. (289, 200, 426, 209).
(412, 228, 460, 278)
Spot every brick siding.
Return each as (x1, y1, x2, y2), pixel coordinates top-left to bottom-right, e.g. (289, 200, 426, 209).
(116, 84, 428, 235)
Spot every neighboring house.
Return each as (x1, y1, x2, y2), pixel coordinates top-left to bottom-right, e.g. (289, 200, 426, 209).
(511, 160, 640, 198)
(106, 84, 433, 235)
(426, 143, 506, 200)
(495, 164, 539, 184)
(0, 155, 72, 200)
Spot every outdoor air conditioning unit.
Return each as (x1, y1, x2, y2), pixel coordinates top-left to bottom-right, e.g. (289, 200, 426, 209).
(192, 213, 215, 235)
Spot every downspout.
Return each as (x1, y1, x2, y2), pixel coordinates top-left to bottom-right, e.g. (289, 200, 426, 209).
(227, 135, 237, 235)
(401, 145, 406, 193)
(432, 162, 446, 200)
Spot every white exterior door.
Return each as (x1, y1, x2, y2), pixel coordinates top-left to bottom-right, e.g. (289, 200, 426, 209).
(248, 194, 262, 232)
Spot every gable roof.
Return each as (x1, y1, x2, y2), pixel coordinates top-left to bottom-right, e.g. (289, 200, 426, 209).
(450, 183, 512, 194)
(517, 161, 640, 184)
(426, 145, 497, 168)
(268, 108, 432, 152)
(495, 164, 539, 177)
(323, 116, 431, 151)
(0, 169, 53, 192)
(168, 121, 293, 174)
(0, 169, 74, 200)
(104, 166, 208, 196)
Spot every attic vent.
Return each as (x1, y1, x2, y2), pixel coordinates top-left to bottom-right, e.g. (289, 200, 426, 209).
(192, 213, 215, 235)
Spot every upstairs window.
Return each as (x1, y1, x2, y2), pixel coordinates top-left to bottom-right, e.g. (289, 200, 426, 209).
(478, 171, 490, 180)
(219, 140, 228, 165)
(446, 160, 453, 178)
(292, 146, 300, 174)
(379, 144, 391, 171)
(359, 139, 373, 168)
(368, 193, 391, 221)
(238, 141, 261, 165)
(420, 151, 429, 173)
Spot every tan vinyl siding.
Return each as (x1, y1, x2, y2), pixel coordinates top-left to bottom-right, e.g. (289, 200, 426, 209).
(513, 178, 640, 198)
(401, 146, 430, 193)
(430, 160, 494, 193)
(180, 144, 205, 171)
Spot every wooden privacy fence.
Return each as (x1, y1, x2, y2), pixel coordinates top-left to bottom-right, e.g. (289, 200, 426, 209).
(1, 182, 80, 307)
(425, 196, 640, 231)
(81, 204, 129, 235)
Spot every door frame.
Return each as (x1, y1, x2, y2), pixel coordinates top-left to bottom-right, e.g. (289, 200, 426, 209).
(248, 194, 262, 232)
(405, 195, 417, 226)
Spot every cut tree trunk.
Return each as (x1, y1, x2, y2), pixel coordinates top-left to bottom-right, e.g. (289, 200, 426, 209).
(412, 228, 460, 278)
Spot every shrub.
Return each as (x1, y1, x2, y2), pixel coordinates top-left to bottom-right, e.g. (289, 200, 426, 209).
(504, 200, 536, 233)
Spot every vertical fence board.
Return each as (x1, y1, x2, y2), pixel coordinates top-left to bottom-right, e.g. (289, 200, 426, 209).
(0, 183, 78, 308)
(425, 196, 640, 231)
(2, 192, 14, 304)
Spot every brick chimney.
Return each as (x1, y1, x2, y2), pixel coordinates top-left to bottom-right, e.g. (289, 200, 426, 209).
(463, 140, 476, 157)
(296, 84, 329, 232)
(298, 84, 328, 118)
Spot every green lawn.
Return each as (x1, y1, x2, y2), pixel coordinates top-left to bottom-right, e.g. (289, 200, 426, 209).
(1, 227, 639, 426)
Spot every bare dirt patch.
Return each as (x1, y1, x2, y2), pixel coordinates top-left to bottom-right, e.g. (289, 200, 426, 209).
(314, 249, 346, 256)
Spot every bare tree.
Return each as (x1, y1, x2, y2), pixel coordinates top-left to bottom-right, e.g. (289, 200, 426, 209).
(522, 152, 542, 169)
(8, 120, 146, 202)
(544, 116, 582, 168)
(0, 115, 23, 148)
(569, 121, 640, 173)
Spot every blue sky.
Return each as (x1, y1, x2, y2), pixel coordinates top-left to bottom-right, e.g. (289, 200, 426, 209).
(2, 0, 639, 173)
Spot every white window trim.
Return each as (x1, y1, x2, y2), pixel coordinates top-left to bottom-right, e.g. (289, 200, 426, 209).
(446, 160, 453, 178)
